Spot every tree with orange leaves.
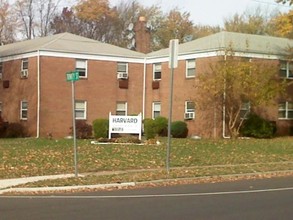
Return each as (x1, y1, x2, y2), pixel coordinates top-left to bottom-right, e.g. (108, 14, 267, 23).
(74, 0, 118, 42)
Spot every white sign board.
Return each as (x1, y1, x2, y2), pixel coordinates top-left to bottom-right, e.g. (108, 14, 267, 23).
(168, 39, 179, 69)
(108, 113, 142, 140)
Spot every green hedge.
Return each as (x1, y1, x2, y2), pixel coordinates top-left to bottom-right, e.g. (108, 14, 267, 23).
(240, 114, 275, 138)
(143, 118, 156, 140)
(93, 119, 109, 138)
(171, 121, 188, 138)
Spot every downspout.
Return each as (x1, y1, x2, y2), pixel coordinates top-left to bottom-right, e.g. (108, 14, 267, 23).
(142, 57, 147, 120)
(36, 50, 40, 138)
(222, 54, 230, 138)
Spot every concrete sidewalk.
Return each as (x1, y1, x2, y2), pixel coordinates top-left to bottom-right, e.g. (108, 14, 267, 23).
(1, 170, 292, 195)
(0, 174, 77, 190)
(0, 174, 136, 195)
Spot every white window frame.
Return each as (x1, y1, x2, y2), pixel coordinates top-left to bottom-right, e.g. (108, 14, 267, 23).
(278, 101, 293, 120)
(117, 63, 128, 79)
(116, 102, 127, 116)
(240, 101, 250, 119)
(20, 100, 28, 120)
(20, 58, 29, 78)
(117, 63, 128, 74)
(75, 59, 87, 78)
(186, 59, 196, 78)
(21, 58, 28, 71)
(0, 62, 3, 80)
(279, 61, 293, 79)
(185, 101, 195, 113)
(153, 63, 162, 80)
(75, 100, 87, 120)
(152, 102, 161, 119)
(184, 101, 195, 119)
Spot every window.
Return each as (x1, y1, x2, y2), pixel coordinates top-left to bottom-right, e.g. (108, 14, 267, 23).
(153, 63, 161, 80)
(279, 61, 293, 79)
(75, 59, 87, 78)
(116, 102, 127, 116)
(117, 62, 128, 79)
(20, 101, 28, 120)
(240, 101, 250, 119)
(186, 59, 196, 78)
(117, 63, 128, 73)
(184, 101, 195, 119)
(75, 100, 86, 119)
(21, 58, 28, 71)
(152, 102, 161, 119)
(0, 62, 3, 80)
(21, 58, 29, 78)
(278, 101, 293, 119)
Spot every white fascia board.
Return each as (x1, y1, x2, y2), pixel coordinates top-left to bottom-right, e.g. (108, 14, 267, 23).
(0, 51, 38, 62)
(0, 49, 282, 63)
(145, 51, 221, 64)
(233, 51, 280, 60)
(179, 51, 220, 60)
(39, 51, 145, 63)
(0, 50, 145, 63)
(145, 56, 169, 64)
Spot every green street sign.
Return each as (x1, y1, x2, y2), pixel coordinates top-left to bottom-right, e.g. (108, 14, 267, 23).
(66, 71, 79, 82)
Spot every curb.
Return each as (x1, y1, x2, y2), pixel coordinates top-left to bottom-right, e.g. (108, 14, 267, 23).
(0, 174, 80, 190)
(0, 182, 136, 195)
(0, 170, 292, 195)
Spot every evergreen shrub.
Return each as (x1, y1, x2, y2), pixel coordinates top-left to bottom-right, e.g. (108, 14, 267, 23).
(171, 121, 188, 138)
(240, 114, 275, 138)
(93, 119, 109, 138)
(154, 116, 168, 136)
(143, 118, 156, 140)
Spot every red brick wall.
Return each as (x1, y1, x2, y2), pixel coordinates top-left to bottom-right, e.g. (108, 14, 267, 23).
(38, 56, 144, 138)
(1, 55, 292, 138)
(0, 57, 38, 136)
(144, 56, 223, 138)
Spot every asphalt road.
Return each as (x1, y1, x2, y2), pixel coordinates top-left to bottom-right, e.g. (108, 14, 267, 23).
(1, 176, 293, 220)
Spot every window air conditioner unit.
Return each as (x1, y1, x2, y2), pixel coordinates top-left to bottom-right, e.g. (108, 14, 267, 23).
(184, 112, 194, 120)
(117, 72, 128, 79)
(21, 69, 29, 78)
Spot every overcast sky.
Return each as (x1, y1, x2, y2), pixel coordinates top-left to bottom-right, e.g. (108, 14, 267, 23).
(60, 0, 291, 26)
(107, 0, 291, 26)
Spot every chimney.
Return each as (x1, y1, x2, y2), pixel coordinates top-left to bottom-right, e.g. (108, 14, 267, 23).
(134, 16, 151, 54)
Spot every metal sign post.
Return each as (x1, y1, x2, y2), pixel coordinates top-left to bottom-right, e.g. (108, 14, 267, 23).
(66, 71, 79, 177)
(167, 39, 179, 174)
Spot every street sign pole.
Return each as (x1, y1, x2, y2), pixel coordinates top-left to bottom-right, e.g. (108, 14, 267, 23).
(167, 39, 179, 174)
(66, 71, 79, 177)
(71, 80, 78, 177)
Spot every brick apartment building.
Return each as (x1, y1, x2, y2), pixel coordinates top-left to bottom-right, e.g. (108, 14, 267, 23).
(0, 31, 292, 138)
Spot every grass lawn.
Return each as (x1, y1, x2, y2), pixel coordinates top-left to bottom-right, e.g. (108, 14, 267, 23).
(0, 137, 293, 185)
